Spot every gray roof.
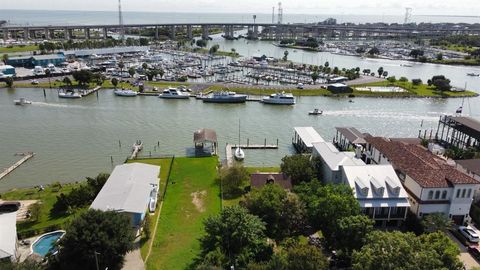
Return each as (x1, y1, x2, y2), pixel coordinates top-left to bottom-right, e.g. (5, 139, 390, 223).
(456, 159, 480, 176)
(313, 142, 365, 171)
(336, 127, 367, 144)
(91, 163, 160, 214)
(194, 128, 217, 144)
(32, 54, 65, 60)
(0, 211, 17, 260)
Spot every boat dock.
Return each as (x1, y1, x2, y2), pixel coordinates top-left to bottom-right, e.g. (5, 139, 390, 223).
(80, 86, 101, 97)
(0, 152, 35, 181)
(130, 141, 143, 159)
(225, 143, 278, 167)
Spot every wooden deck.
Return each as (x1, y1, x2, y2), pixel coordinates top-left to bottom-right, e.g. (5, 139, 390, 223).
(0, 152, 35, 181)
(225, 144, 278, 167)
(80, 86, 101, 97)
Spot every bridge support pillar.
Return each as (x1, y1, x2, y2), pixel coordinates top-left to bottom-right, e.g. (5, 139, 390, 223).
(187, 25, 193, 40)
(85, 28, 91, 39)
(103, 28, 108, 39)
(23, 28, 30, 39)
(169, 25, 176, 40)
(202, 25, 209, 40)
(44, 28, 50, 39)
(253, 25, 259, 39)
(154, 26, 159, 40)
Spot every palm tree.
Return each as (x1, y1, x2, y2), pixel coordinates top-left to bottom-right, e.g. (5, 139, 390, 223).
(63, 77, 72, 88)
(111, 78, 119, 89)
(118, 60, 125, 76)
(283, 50, 289, 61)
(311, 72, 319, 85)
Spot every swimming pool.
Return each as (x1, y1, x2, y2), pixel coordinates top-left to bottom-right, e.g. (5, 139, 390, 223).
(31, 230, 65, 256)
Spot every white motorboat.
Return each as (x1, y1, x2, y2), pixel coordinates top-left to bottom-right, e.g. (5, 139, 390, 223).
(262, 92, 295, 105)
(202, 91, 247, 103)
(467, 73, 480, 77)
(114, 89, 138, 97)
(308, 109, 323, 115)
(14, 98, 32, 105)
(58, 91, 82, 99)
(159, 87, 189, 99)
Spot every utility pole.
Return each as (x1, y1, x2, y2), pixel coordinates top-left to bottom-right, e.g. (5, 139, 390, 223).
(272, 7, 275, 24)
(253, 15, 257, 25)
(277, 2, 283, 24)
(118, 0, 125, 44)
(404, 7, 412, 24)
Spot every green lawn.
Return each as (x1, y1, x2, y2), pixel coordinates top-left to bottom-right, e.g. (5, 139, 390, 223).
(0, 183, 85, 238)
(145, 157, 220, 270)
(0, 45, 39, 54)
(351, 80, 479, 98)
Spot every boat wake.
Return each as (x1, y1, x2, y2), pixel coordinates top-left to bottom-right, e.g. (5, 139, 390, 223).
(31, 102, 91, 109)
(321, 109, 440, 121)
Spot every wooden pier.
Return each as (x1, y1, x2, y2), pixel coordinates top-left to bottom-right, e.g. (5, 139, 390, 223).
(130, 141, 143, 160)
(0, 152, 35, 181)
(225, 143, 278, 167)
(80, 86, 101, 97)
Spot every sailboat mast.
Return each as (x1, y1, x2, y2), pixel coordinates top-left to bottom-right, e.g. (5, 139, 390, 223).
(238, 119, 241, 146)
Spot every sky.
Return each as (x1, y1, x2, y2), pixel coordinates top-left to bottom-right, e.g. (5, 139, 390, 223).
(1, 0, 480, 16)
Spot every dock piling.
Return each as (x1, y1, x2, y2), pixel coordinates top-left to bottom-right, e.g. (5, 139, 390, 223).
(264, 138, 266, 147)
(43, 88, 46, 98)
(110, 156, 113, 164)
(118, 140, 122, 148)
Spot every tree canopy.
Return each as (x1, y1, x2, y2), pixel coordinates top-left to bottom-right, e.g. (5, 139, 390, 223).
(219, 165, 249, 198)
(199, 206, 272, 269)
(52, 209, 135, 270)
(352, 231, 462, 270)
(280, 155, 315, 185)
(241, 184, 307, 241)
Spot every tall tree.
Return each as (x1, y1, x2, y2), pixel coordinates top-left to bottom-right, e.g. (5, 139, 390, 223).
(242, 184, 307, 241)
(280, 154, 315, 185)
(4, 76, 14, 88)
(294, 180, 360, 246)
(283, 50, 289, 61)
(377, 67, 384, 78)
(199, 206, 272, 269)
(219, 165, 249, 198)
(334, 215, 374, 258)
(52, 209, 135, 270)
(285, 243, 328, 270)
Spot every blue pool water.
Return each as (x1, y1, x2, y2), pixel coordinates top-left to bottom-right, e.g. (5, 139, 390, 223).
(32, 231, 65, 256)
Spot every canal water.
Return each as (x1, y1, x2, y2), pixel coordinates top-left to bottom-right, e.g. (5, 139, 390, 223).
(0, 87, 479, 192)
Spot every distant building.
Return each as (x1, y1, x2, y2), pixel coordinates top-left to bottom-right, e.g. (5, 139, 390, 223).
(90, 163, 160, 227)
(366, 137, 479, 225)
(7, 53, 65, 68)
(327, 76, 348, 84)
(327, 83, 351, 93)
(342, 165, 410, 226)
(250, 173, 292, 190)
(334, 127, 367, 151)
(0, 211, 18, 262)
(0, 65, 16, 77)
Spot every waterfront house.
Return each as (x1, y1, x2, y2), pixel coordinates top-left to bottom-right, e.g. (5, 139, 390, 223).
(334, 127, 367, 151)
(327, 83, 351, 93)
(292, 127, 325, 153)
(341, 165, 410, 226)
(365, 137, 479, 224)
(312, 141, 365, 184)
(90, 163, 160, 227)
(0, 211, 18, 262)
(250, 173, 292, 190)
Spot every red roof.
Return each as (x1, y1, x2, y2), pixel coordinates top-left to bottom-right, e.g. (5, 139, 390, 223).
(366, 137, 479, 188)
(250, 173, 292, 190)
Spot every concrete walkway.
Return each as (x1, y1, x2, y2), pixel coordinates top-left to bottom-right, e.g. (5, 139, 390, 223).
(122, 239, 145, 270)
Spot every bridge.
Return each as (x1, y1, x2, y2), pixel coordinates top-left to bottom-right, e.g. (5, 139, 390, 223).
(2, 22, 480, 41)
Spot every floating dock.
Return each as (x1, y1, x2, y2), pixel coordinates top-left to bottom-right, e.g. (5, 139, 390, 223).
(0, 152, 35, 181)
(225, 143, 278, 167)
(80, 86, 101, 97)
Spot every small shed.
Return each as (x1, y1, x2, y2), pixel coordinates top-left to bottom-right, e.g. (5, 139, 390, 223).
(194, 128, 218, 155)
(327, 83, 352, 93)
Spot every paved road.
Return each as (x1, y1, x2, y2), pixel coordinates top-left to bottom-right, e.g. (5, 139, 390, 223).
(446, 230, 480, 270)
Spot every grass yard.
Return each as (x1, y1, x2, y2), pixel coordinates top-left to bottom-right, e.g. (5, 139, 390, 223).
(145, 157, 220, 270)
(0, 183, 86, 237)
(351, 80, 479, 98)
(0, 45, 39, 54)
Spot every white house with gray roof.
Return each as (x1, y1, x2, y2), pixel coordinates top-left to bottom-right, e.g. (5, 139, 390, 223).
(90, 163, 160, 227)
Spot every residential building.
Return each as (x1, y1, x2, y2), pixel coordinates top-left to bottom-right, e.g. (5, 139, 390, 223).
(0, 211, 18, 262)
(334, 127, 367, 151)
(292, 127, 325, 153)
(250, 173, 292, 190)
(365, 137, 479, 224)
(90, 163, 160, 227)
(341, 165, 410, 226)
(312, 141, 365, 184)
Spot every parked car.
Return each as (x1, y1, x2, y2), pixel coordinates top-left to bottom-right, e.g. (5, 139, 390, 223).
(297, 83, 304, 89)
(459, 226, 480, 243)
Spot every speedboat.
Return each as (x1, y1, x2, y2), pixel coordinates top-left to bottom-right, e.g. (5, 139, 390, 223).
(14, 98, 32, 105)
(159, 87, 189, 99)
(202, 91, 247, 103)
(262, 92, 295, 105)
(308, 109, 323, 115)
(58, 91, 82, 99)
(234, 147, 245, 161)
(114, 89, 138, 97)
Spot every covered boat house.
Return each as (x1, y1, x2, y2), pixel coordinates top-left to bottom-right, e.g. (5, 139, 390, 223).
(435, 116, 480, 150)
(194, 128, 218, 156)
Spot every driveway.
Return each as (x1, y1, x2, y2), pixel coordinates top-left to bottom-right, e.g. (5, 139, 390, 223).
(122, 239, 145, 270)
(446, 230, 480, 270)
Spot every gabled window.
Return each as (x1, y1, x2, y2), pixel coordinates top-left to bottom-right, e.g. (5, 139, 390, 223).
(441, 190, 447, 199)
(435, 191, 440, 199)
(457, 189, 461, 198)
(462, 189, 467, 198)
(428, 190, 433, 200)
(467, 189, 472, 198)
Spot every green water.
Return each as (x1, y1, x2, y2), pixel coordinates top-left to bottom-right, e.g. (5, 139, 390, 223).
(0, 87, 478, 192)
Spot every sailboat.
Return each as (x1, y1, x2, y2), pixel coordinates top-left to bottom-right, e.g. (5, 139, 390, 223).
(234, 119, 245, 161)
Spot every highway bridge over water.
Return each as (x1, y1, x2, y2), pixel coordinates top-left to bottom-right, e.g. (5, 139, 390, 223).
(2, 22, 480, 41)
